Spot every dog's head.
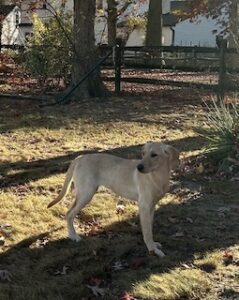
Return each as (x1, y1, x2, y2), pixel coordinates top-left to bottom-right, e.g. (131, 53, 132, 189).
(137, 142, 180, 174)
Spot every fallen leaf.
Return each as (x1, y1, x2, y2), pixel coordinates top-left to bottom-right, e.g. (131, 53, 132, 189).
(180, 164, 194, 175)
(116, 203, 126, 215)
(196, 163, 204, 174)
(0, 270, 12, 282)
(120, 291, 137, 300)
(0, 224, 12, 237)
(223, 251, 234, 265)
(54, 265, 70, 276)
(0, 224, 12, 229)
(86, 285, 106, 297)
(126, 221, 138, 228)
(104, 230, 116, 240)
(168, 216, 179, 224)
(35, 237, 49, 248)
(217, 207, 231, 213)
(186, 217, 193, 223)
(172, 231, 185, 238)
(112, 260, 128, 271)
(131, 257, 146, 269)
(88, 277, 103, 286)
(83, 219, 103, 236)
(13, 185, 29, 196)
(180, 263, 195, 269)
(0, 236, 5, 246)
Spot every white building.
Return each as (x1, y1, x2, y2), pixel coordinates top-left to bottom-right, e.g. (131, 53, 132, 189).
(1, 0, 177, 46)
(171, 1, 226, 47)
(115, 0, 176, 46)
(0, 0, 226, 47)
(124, 0, 226, 47)
(0, 4, 21, 45)
(0, 1, 74, 45)
(18, 0, 73, 45)
(173, 16, 221, 47)
(125, 14, 177, 47)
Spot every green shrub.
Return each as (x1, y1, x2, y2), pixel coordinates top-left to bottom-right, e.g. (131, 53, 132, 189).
(200, 99, 239, 172)
(19, 12, 73, 86)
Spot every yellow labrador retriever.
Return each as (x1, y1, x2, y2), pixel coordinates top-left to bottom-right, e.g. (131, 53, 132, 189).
(48, 142, 179, 257)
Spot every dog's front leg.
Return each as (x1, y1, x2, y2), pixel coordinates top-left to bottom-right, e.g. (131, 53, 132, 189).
(138, 198, 165, 258)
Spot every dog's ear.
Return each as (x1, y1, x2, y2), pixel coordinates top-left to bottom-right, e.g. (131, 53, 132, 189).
(164, 145, 180, 170)
(141, 141, 153, 156)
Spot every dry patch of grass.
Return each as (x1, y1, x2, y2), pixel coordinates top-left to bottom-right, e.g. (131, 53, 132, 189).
(0, 93, 238, 300)
(134, 269, 210, 299)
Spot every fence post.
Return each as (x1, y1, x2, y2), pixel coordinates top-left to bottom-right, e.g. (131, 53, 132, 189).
(192, 46, 197, 66)
(114, 38, 122, 95)
(218, 37, 227, 100)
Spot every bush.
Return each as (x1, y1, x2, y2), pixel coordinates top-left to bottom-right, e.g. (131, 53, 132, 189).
(19, 12, 73, 86)
(200, 99, 239, 173)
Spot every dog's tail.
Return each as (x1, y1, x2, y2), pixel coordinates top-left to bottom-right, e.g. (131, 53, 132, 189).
(47, 159, 76, 208)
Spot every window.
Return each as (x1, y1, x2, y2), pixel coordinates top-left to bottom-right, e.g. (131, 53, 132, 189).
(15, 12, 20, 26)
(61, 1, 66, 8)
(97, 0, 103, 10)
(25, 32, 33, 42)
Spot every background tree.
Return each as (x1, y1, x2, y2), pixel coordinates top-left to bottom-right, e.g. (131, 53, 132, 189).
(107, 0, 117, 46)
(145, 0, 162, 47)
(228, 0, 238, 48)
(185, 0, 238, 47)
(71, 0, 106, 99)
(26, 0, 107, 100)
(100, 0, 148, 46)
(0, 14, 3, 50)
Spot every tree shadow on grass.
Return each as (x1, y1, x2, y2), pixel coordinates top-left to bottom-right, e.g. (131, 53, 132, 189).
(0, 135, 206, 189)
(0, 88, 205, 134)
(0, 180, 238, 299)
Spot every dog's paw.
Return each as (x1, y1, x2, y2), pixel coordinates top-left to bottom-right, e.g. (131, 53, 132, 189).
(154, 242, 162, 249)
(154, 248, 166, 257)
(149, 243, 165, 257)
(68, 234, 81, 242)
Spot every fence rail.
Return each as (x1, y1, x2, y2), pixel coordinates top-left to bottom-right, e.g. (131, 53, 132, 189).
(1, 43, 238, 99)
(99, 43, 238, 97)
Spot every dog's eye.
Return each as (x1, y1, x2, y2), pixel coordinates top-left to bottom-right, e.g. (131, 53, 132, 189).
(151, 153, 158, 158)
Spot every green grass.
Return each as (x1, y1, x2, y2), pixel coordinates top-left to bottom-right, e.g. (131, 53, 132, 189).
(0, 93, 238, 300)
(198, 99, 239, 172)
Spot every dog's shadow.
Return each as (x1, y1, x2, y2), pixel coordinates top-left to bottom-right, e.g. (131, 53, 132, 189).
(0, 135, 205, 189)
(0, 179, 238, 299)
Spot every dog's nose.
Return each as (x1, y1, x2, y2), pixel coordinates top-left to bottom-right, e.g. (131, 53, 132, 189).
(137, 164, 144, 172)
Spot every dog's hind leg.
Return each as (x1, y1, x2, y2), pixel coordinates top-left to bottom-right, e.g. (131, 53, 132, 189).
(66, 186, 97, 242)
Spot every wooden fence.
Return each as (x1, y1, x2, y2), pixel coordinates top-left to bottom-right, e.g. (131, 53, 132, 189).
(1, 43, 238, 98)
(99, 42, 238, 97)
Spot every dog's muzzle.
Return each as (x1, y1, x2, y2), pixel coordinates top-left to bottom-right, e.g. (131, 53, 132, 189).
(137, 164, 144, 173)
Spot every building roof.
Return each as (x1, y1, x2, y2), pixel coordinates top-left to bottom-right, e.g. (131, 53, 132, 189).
(163, 13, 178, 27)
(0, 5, 16, 19)
(171, 1, 190, 14)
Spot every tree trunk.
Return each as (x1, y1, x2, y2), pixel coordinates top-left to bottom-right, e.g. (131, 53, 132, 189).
(107, 0, 117, 46)
(228, 0, 238, 48)
(0, 23, 2, 51)
(145, 0, 162, 47)
(71, 0, 107, 99)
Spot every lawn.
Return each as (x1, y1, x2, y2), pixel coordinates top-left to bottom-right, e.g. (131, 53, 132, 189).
(0, 86, 238, 300)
